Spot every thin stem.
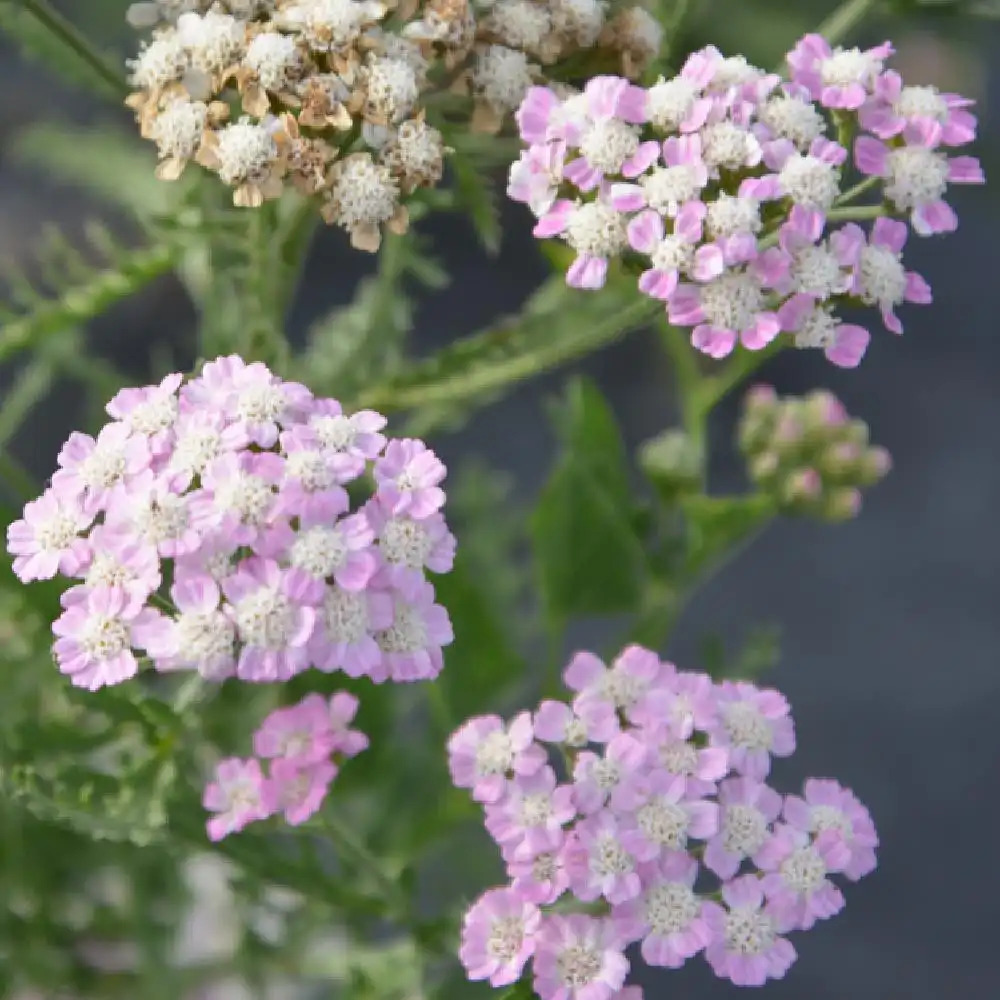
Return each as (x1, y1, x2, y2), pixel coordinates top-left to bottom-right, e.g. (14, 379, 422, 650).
(696, 338, 787, 418)
(836, 175, 881, 206)
(19, 0, 130, 99)
(824, 204, 885, 223)
(817, 0, 884, 47)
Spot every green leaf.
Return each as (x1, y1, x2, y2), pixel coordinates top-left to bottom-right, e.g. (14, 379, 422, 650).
(531, 378, 647, 623)
(449, 153, 502, 255)
(350, 277, 659, 415)
(681, 493, 775, 577)
(434, 552, 527, 724)
(0, 224, 177, 365)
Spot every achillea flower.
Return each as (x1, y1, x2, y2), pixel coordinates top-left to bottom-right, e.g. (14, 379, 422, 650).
(125, 0, 652, 243)
(508, 34, 983, 367)
(451, 645, 877, 993)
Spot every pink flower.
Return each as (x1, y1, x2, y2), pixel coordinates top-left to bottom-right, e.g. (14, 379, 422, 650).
(222, 558, 315, 681)
(267, 503, 377, 601)
(307, 399, 387, 479)
(623, 770, 719, 856)
(253, 693, 337, 763)
(564, 811, 652, 904)
(149, 572, 236, 679)
(532, 914, 629, 1000)
(327, 692, 369, 758)
(708, 681, 796, 779)
(566, 645, 667, 718)
(855, 126, 984, 235)
(308, 584, 393, 679)
(374, 579, 453, 682)
(203, 757, 274, 841)
(560, 76, 655, 192)
(106, 371, 182, 455)
(460, 887, 541, 987)
(104, 473, 201, 558)
(365, 500, 455, 588)
(448, 712, 547, 804)
(516, 85, 563, 143)
(225, 361, 313, 448)
(627, 207, 722, 302)
(702, 875, 797, 986)
(644, 733, 728, 798)
(485, 767, 576, 859)
(166, 408, 244, 490)
(69, 523, 160, 600)
(859, 71, 977, 147)
(572, 733, 650, 815)
(374, 439, 446, 519)
(533, 197, 629, 290)
(669, 252, 787, 360)
(610, 134, 709, 218)
(611, 851, 712, 968)
(52, 586, 168, 691)
(782, 778, 878, 881)
(508, 140, 567, 216)
(629, 669, 719, 740)
(268, 757, 336, 825)
(755, 823, 849, 931)
(506, 846, 571, 905)
(276, 426, 350, 517)
(533, 698, 619, 747)
(703, 777, 783, 880)
(191, 451, 283, 546)
(7, 489, 92, 582)
(52, 422, 150, 515)
(778, 294, 871, 368)
(786, 34, 893, 109)
(834, 219, 931, 334)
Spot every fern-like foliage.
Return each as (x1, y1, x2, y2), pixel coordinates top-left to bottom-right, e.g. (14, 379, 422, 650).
(0, 221, 177, 366)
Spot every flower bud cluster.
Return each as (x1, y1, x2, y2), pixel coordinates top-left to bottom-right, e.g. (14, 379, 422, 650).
(739, 385, 891, 521)
(450, 644, 877, 992)
(508, 35, 983, 366)
(6, 355, 455, 694)
(125, 0, 660, 249)
(203, 691, 367, 839)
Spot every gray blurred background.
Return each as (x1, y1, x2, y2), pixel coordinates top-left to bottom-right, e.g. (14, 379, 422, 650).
(1, 2, 999, 998)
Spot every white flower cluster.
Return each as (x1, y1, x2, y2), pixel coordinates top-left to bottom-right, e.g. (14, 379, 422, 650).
(125, 0, 663, 248)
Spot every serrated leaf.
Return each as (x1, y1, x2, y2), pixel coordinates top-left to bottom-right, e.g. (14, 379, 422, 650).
(350, 279, 659, 415)
(681, 493, 775, 576)
(449, 154, 502, 255)
(531, 378, 647, 623)
(0, 228, 178, 365)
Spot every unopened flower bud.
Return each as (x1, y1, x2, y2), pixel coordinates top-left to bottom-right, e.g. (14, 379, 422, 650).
(639, 429, 703, 499)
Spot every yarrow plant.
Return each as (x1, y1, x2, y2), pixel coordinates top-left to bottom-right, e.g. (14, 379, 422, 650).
(452, 645, 878, 992)
(0, 2, 989, 998)
(508, 34, 983, 365)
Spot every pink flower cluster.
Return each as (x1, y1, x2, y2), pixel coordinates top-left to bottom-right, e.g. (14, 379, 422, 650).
(508, 35, 983, 367)
(451, 645, 877, 994)
(6, 356, 455, 691)
(203, 691, 368, 841)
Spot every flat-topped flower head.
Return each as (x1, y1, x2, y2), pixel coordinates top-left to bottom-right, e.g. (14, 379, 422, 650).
(451, 645, 880, 992)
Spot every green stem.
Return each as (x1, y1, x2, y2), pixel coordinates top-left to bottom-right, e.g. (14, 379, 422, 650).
(836, 175, 881, 205)
(695, 338, 788, 420)
(824, 204, 885, 223)
(353, 296, 661, 413)
(817, 0, 883, 47)
(19, 0, 129, 98)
